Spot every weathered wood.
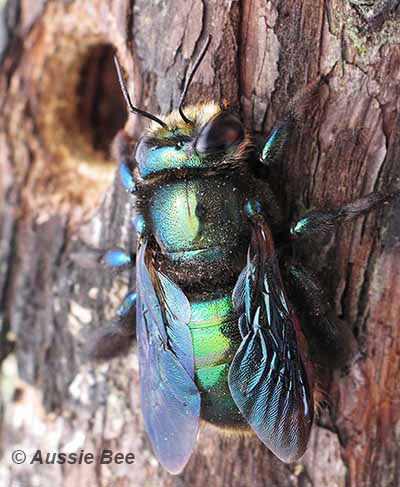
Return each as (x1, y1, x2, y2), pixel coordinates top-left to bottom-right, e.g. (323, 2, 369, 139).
(0, 1, 399, 486)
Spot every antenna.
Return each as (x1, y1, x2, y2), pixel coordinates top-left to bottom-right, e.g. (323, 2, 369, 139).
(178, 35, 212, 125)
(114, 56, 169, 130)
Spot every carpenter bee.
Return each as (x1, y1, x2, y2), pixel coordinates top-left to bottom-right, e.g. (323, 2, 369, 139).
(87, 36, 398, 474)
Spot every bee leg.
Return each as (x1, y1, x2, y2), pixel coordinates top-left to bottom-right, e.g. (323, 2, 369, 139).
(259, 77, 328, 167)
(73, 246, 135, 360)
(283, 261, 357, 370)
(259, 118, 291, 167)
(114, 130, 137, 194)
(290, 190, 399, 242)
(101, 248, 133, 270)
(118, 160, 136, 193)
(86, 291, 136, 361)
(70, 247, 134, 276)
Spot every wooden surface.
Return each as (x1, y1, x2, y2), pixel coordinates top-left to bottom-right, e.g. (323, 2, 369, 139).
(0, 1, 400, 486)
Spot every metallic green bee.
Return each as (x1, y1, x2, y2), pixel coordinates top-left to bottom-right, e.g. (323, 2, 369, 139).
(89, 36, 397, 473)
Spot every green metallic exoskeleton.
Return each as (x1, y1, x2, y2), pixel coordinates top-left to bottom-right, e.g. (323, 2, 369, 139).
(88, 37, 396, 474)
(125, 98, 316, 473)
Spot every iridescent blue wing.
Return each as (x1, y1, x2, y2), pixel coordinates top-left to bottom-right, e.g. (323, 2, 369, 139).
(136, 239, 200, 474)
(229, 216, 313, 463)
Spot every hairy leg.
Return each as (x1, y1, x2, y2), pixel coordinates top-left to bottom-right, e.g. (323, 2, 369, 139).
(71, 244, 136, 361)
(87, 290, 136, 361)
(290, 190, 399, 241)
(113, 130, 137, 193)
(77, 129, 139, 361)
(283, 261, 357, 370)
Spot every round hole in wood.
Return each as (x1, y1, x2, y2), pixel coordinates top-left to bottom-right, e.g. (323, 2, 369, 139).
(77, 44, 128, 158)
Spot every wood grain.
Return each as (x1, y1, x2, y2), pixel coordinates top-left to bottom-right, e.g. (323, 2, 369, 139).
(0, 1, 399, 486)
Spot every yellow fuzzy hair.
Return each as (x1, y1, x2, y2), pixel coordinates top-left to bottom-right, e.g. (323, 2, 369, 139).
(146, 102, 222, 137)
(133, 101, 255, 186)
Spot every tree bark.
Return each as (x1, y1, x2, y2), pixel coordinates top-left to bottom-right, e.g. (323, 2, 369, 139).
(1, 1, 399, 486)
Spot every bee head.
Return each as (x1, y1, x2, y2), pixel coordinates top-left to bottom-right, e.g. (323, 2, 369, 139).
(134, 103, 252, 180)
(115, 36, 253, 183)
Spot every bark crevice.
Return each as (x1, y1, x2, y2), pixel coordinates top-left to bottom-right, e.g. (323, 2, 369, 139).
(0, 1, 399, 486)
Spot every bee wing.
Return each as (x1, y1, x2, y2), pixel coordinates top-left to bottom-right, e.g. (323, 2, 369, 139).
(228, 217, 313, 463)
(136, 239, 200, 474)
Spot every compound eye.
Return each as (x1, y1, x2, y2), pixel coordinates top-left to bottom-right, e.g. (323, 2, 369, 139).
(195, 112, 244, 154)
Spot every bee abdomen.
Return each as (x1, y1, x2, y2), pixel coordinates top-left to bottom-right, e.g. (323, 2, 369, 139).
(188, 294, 246, 427)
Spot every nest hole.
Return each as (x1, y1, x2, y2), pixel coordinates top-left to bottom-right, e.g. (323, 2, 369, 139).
(36, 39, 131, 217)
(77, 44, 128, 157)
